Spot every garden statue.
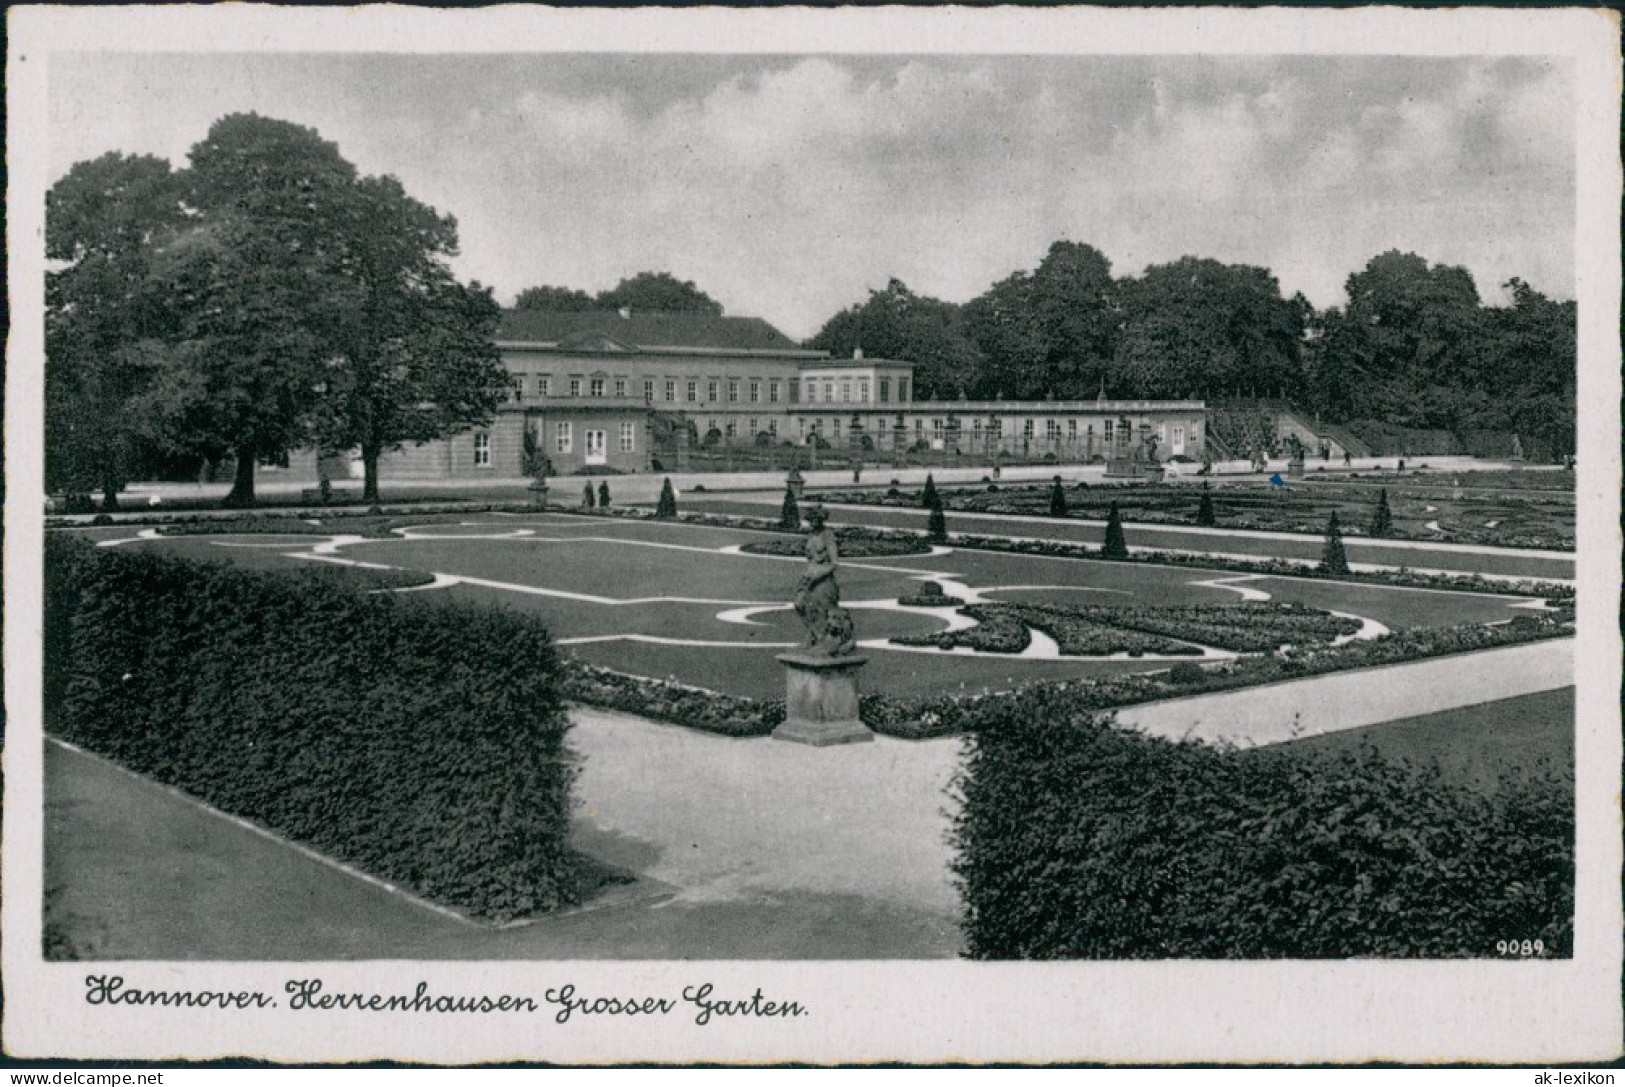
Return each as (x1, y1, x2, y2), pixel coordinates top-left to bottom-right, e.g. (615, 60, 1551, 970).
(793, 505, 857, 657)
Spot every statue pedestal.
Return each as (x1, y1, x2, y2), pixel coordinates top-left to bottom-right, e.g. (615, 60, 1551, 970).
(774, 653, 873, 746)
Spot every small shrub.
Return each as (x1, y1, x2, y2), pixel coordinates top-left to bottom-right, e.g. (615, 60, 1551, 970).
(1048, 476, 1069, 517)
(1370, 488, 1394, 537)
(598, 482, 611, 508)
(655, 478, 678, 519)
(778, 486, 801, 531)
(582, 483, 596, 509)
(1321, 511, 1350, 574)
(1167, 661, 1207, 685)
(1102, 502, 1129, 559)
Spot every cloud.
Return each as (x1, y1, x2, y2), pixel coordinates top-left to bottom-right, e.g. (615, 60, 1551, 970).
(47, 53, 1575, 339)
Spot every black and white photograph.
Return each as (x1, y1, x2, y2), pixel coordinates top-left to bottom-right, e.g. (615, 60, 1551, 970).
(5, 4, 1620, 1067)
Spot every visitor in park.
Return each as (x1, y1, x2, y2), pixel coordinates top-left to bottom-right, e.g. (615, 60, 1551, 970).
(1344, 449, 1352, 467)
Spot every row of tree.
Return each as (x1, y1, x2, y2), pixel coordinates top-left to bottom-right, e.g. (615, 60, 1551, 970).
(796, 245, 1574, 455)
(47, 113, 512, 506)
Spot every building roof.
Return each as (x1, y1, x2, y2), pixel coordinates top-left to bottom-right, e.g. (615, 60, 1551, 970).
(496, 310, 806, 353)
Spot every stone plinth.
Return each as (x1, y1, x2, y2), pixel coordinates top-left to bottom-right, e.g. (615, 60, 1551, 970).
(774, 653, 873, 746)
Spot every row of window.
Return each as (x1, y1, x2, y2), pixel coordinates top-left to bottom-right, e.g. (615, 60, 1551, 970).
(511, 374, 914, 405)
(551, 421, 637, 455)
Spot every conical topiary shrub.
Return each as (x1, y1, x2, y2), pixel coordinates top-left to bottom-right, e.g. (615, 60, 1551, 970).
(1102, 501, 1129, 559)
(1320, 511, 1350, 574)
(926, 487, 948, 544)
(598, 482, 611, 508)
(1196, 483, 1216, 527)
(1369, 488, 1393, 537)
(921, 473, 939, 510)
(779, 485, 801, 531)
(655, 477, 678, 519)
(582, 482, 596, 509)
(1049, 476, 1069, 517)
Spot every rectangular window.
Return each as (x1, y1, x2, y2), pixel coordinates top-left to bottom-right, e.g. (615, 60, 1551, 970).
(615, 378, 627, 398)
(990, 418, 1003, 438)
(1023, 419, 1035, 440)
(859, 380, 870, 402)
(473, 433, 491, 467)
(832, 418, 843, 439)
(879, 378, 890, 403)
(749, 380, 760, 403)
(620, 421, 636, 452)
(569, 378, 582, 397)
(898, 379, 909, 402)
(538, 376, 551, 398)
(973, 419, 983, 438)
(823, 382, 834, 403)
(1104, 420, 1114, 442)
(707, 380, 719, 402)
(932, 418, 944, 437)
(840, 381, 852, 403)
(913, 418, 924, 435)
(748, 417, 758, 434)
(1047, 420, 1061, 440)
(769, 381, 780, 404)
(728, 380, 740, 403)
(806, 381, 817, 403)
(725, 421, 736, 438)
(789, 379, 801, 404)
(686, 380, 698, 403)
(643, 379, 654, 402)
(590, 377, 605, 397)
(665, 380, 676, 402)
(555, 422, 572, 454)
(1067, 419, 1078, 438)
(768, 419, 778, 436)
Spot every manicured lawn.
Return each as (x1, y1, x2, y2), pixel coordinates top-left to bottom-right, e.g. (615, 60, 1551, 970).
(1272, 687, 1574, 795)
(78, 514, 1551, 700)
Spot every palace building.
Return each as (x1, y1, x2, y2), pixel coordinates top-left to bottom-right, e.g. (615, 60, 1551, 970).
(354, 308, 1209, 479)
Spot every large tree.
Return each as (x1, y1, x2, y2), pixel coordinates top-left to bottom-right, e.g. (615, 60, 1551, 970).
(962, 241, 1119, 399)
(45, 153, 187, 506)
(597, 271, 722, 315)
(805, 278, 982, 399)
(137, 113, 362, 506)
(1309, 250, 1485, 427)
(317, 176, 510, 502)
(1113, 258, 1308, 400)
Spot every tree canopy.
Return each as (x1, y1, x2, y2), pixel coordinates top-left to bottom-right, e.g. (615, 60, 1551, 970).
(517, 272, 723, 315)
(46, 112, 510, 506)
(805, 278, 981, 399)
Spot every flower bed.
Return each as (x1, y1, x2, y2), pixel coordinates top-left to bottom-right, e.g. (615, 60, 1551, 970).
(1074, 602, 1361, 653)
(739, 527, 932, 558)
(557, 660, 782, 737)
(898, 583, 962, 607)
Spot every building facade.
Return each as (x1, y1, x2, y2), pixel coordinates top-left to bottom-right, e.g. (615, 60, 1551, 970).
(332, 309, 1206, 479)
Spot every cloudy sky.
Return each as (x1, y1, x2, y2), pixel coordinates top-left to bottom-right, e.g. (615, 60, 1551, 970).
(48, 52, 1573, 339)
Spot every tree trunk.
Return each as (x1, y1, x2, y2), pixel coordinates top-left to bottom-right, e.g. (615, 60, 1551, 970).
(100, 471, 121, 511)
(224, 444, 257, 508)
(361, 444, 381, 505)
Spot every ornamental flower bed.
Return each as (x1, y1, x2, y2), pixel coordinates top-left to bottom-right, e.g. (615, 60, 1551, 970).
(895, 603, 1206, 657)
(1074, 602, 1362, 653)
(739, 528, 933, 558)
(557, 661, 782, 737)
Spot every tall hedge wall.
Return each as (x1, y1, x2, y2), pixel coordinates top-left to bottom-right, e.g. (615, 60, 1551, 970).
(951, 688, 1573, 958)
(45, 538, 586, 922)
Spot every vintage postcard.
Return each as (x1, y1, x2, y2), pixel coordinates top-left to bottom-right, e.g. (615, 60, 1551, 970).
(5, 4, 1620, 1066)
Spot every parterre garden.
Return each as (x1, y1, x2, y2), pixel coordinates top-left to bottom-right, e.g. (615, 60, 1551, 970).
(46, 501, 1576, 956)
(819, 468, 1576, 550)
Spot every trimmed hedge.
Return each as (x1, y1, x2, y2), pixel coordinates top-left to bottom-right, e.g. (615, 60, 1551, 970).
(950, 692, 1573, 958)
(45, 537, 590, 922)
